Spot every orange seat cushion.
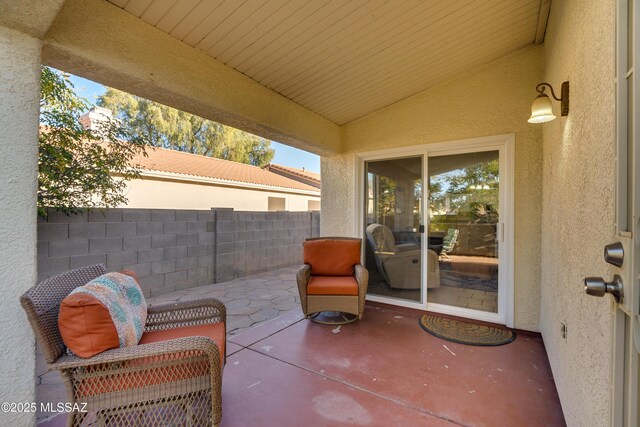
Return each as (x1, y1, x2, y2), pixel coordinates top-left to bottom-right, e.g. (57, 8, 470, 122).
(77, 323, 226, 398)
(304, 239, 361, 276)
(58, 293, 120, 358)
(139, 323, 226, 365)
(307, 276, 359, 296)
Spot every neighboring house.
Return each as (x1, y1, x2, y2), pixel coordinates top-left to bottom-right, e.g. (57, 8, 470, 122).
(79, 110, 321, 212)
(78, 106, 113, 131)
(123, 148, 320, 211)
(262, 163, 321, 210)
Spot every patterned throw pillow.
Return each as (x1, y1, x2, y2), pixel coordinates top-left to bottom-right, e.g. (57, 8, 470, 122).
(69, 272, 147, 347)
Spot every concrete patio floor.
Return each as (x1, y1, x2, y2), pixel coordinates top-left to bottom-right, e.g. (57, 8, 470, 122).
(37, 266, 565, 426)
(220, 304, 565, 426)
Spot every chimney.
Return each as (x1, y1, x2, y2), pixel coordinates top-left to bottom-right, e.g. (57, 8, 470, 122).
(79, 107, 113, 132)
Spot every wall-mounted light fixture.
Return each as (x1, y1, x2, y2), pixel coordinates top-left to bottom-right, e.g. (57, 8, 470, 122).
(528, 81, 570, 123)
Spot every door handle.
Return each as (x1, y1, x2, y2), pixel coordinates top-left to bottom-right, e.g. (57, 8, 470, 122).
(584, 275, 624, 303)
(583, 241, 625, 303)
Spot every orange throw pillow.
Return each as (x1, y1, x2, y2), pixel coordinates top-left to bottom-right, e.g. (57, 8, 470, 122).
(58, 270, 146, 358)
(303, 239, 361, 276)
(58, 293, 119, 358)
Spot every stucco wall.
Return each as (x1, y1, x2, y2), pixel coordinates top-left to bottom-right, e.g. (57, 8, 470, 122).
(322, 45, 544, 331)
(0, 25, 41, 426)
(122, 177, 320, 212)
(540, 1, 616, 425)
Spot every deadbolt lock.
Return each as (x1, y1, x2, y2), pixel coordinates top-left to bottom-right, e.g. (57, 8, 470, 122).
(603, 241, 624, 267)
(584, 275, 624, 303)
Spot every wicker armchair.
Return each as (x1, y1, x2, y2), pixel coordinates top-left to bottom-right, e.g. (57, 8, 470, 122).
(20, 264, 226, 427)
(297, 237, 369, 324)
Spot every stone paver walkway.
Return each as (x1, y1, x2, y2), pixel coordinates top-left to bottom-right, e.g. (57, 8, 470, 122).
(36, 266, 301, 424)
(147, 266, 301, 335)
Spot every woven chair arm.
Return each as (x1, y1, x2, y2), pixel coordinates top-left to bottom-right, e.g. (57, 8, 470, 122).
(296, 265, 311, 286)
(49, 336, 221, 371)
(145, 298, 226, 331)
(355, 264, 369, 320)
(354, 264, 369, 287)
(296, 265, 311, 316)
(50, 337, 223, 426)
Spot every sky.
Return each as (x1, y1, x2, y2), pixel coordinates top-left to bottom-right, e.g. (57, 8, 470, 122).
(67, 74, 321, 174)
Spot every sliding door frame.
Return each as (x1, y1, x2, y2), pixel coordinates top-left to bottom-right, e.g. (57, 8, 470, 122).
(359, 154, 427, 310)
(355, 134, 515, 327)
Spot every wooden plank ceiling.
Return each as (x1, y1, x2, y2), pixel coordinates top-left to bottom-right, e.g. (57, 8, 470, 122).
(108, 0, 544, 125)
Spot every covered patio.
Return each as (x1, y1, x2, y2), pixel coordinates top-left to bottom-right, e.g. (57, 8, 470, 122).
(0, 0, 635, 426)
(38, 266, 564, 426)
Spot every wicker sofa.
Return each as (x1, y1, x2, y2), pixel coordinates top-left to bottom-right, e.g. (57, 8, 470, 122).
(20, 264, 226, 427)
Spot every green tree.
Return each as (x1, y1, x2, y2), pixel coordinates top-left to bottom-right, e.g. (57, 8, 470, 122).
(98, 89, 275, 166)
(377, 176, 397, 225)
(39, 67, 147, 217)
(428, 159, 499, 223)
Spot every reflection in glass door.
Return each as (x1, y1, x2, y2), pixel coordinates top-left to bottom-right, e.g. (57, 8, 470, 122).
(427, 151, 500, 314)
(364, 157, 424, 303)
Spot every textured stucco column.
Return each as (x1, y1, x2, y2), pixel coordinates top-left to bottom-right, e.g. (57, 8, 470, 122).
(539, 0, 616, 425)
(0, 25, 41, 426)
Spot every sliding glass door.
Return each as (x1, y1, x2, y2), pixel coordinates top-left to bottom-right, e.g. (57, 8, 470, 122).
(426, 151, 500, 315)
(364, 156, 425, 304)
(358, 135, 513, 324)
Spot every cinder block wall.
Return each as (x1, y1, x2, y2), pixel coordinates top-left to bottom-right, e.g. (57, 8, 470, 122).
(214, 209, 321, 282)
(37, 208, 320, 296)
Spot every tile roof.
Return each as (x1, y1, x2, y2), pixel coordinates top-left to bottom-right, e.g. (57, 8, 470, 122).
(263, 163, 321, 184)
(131, 147, 320, 193)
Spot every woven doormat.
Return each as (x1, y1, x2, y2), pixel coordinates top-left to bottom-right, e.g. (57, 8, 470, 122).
(418, 314, 516, 346)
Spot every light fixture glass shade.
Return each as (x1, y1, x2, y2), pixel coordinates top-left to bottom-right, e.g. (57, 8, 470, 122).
(528, 94, 556, 123)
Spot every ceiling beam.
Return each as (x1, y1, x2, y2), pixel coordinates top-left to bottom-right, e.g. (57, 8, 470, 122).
(0, 0, 66, 39)
(41, 0, 342, 156)
(535, 0, 552, 44)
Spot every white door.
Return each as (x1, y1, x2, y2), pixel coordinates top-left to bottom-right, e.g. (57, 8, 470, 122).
(583, 2, 639, 425)
(614, 0, 639, 423)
